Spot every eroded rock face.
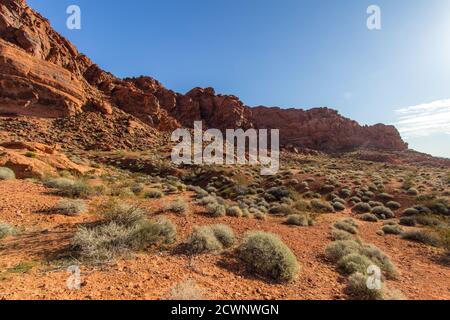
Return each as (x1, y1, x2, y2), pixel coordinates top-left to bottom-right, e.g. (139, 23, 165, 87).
(0, 0, 409, 154)
(251, 107, 408, 152)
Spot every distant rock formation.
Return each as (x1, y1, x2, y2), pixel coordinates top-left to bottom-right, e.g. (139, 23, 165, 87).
(0, 0, 408, 153)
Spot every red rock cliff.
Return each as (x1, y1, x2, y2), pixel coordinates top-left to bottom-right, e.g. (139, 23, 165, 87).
(0, 0, 408, 153)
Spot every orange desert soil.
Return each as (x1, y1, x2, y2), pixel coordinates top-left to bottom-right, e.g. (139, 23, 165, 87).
(0, 180, 449, 300)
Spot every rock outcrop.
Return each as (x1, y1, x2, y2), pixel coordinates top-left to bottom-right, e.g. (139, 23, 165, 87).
(0, 0, 409, 153)
(251, 107, 408, 152)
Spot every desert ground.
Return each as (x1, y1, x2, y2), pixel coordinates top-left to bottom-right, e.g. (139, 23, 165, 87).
(0, 143, 449, 300)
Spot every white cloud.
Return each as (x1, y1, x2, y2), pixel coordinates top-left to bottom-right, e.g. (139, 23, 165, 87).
(394, 99, 450, 138)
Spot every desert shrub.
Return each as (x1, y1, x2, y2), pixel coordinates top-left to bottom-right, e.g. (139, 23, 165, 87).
(186, 226, 223, 254)
(399, 216, 416, 226)
(52, 199, 87, 216)
(97, 200, 146, 227)
(253, 211, 266, 220)
(337, 253, 373, 275)
(350, 196, 362, 204)
(169, 279, 204, 300)
(207, 203, 226, 217)
(0, 167, 15, 180)
(386, 201, 401, 210)
(334, 219, 358, 235)
(402, 208, 419, 216)
(325, 240, 361, 262)
(311, 199, 334, 213)
(331, 229, 355, 241)
(44, 177, 74, 189)
(196, 195, 217, 206)
(360, 244, 398, 279)
(57, 180, 95, 199)
(382, 224, 403, 235)
(145, 189, 163, 199)
(286, 214, 309, 227)
(0, 222, 17, 239)
(226, 206, 243, 217)
(379, 193, 394, 201)
(131, 217, 177, 248)
(340, 188, 351, 198)
(402, 230, 441, 247)
(238, 231, 300, 282)
(269, 204, 293, 216)
(210, 224, 235, 248)
(407, 188, 419, 196)
(130, 183, 145, 195)
(165, 199, 188, 214)
(73, 221, 161, 262)
(266, 187, 290, 201)
(360, 213, 378, 222)
(292, 200, 311, 211)
(333, 202, 346, 212)
(415, 215, 443, 227)
(347, 272, 384, 300)
(321, 184, 335, 193)
(371, 206, 395, 219)
(353, 202, 371, 214)
(369, 201, 384, 208)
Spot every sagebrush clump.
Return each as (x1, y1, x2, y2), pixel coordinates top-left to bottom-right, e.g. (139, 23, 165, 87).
(238, 231, 300, 282)
(0, 167, 15, 180)
(52, 199, 87, 216)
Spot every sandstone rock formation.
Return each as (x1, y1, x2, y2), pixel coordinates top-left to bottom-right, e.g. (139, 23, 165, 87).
(0, 141, 95, 178)
(0, 0, 409, 154)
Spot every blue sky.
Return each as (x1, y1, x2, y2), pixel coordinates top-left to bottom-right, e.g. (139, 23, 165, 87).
(27, 0, 450, 157)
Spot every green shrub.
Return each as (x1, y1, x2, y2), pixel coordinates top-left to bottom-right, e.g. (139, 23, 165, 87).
(379, 193, 394, 201)
(382, 224, 403, 235)
(0, 222, 17, 239)
(72, 222, 135, 262)
(331, 228, 355, 241)
(286, 214, 310, 227)
(347, 272, 384, 300)
(334, 219, 358, 235)
(292, 200, 311, 211)
(131, 217, 177, 248)
(52, 199, 87, 216)
(207, 203, 226, 217)
(226, 206, 243, 217)
(269, 204, 293, 216)
(402, 230, 441, 247)
(210, 224, 235, 248)
(360, 244, 398, 279)
(145, 189, 163, 199)
(360, 213, 378, 222)
(165, 199, 188, 214)
(399, 216, 416, 226)
(337, 253, 373, 275)
(371, 206, 395, 219)
(186, 226, 223, 254)
(333, 202, 346, 212)
(97, 200, 146, 227)
(311, 199, 334, 213)
(24, 151, 36, 158)
(169, 279, 204, 300)
(402, 208, 419, 216)
(386, 201, 401, 210)
(238, 231, 300, 282)
(407, 188, 419, 196)
(44, 177, 74, 189)
(0, 167, 15, 180)
(325, 240, 361, 262)
(353, 202, 371, 213)
(130, 183, 145, 195)
(58, 180, 95, 199)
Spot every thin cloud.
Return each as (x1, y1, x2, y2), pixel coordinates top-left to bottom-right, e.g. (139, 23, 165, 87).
(394, 99, 450, 138)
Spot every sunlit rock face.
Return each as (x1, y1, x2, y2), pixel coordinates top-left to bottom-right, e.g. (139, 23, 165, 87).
(0, 0, 408, 153)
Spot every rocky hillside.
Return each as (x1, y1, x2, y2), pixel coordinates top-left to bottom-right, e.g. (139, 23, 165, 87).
(0, 0, 408, 153)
